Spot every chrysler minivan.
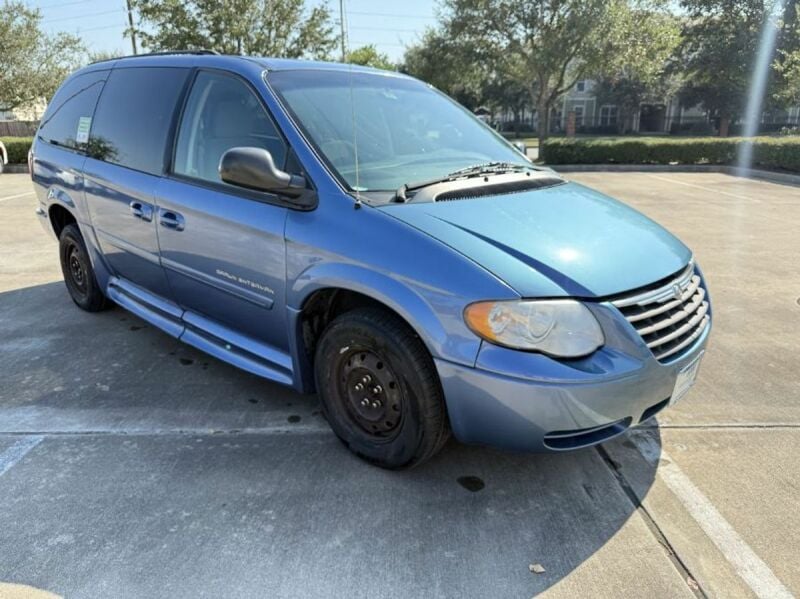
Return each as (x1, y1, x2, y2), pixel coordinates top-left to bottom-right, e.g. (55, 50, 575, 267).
(31, 52, 711, 468)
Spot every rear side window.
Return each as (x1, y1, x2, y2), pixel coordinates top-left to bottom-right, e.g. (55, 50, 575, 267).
(89, 67, 189, 175)
(173, 70, 287, 185)
(37, 70, 107, 152)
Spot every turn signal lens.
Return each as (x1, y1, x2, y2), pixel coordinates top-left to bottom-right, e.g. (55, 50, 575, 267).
(464, 299, 604, 357)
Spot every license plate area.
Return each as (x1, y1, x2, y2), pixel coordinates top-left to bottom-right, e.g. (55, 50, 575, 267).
(670, 351, 704, 405)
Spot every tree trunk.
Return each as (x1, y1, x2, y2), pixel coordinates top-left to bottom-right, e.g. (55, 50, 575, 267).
(719, 116, 730, 137)
(537, 96, 549, 146)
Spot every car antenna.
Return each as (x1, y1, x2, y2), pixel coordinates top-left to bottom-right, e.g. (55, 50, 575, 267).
(345, 21, 362, 210)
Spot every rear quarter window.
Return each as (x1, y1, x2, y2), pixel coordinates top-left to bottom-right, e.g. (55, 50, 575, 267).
(89, 67, 190, 175)
(37, 70, 107, 152)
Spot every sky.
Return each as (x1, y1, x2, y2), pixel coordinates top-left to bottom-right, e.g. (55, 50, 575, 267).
(31, 0, 440, 62)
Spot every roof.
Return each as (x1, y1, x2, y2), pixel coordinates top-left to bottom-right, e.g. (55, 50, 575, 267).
(83, 51, 405, 78)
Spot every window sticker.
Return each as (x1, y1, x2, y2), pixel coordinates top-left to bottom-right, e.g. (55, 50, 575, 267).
(76, 116, 92, 144)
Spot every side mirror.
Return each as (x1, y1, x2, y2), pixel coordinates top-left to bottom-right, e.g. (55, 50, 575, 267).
(219, 147, 307, 196)
(512, 140, 527, 156)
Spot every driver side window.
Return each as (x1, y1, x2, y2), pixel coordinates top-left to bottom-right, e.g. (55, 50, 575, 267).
(173, 71, 287, 185)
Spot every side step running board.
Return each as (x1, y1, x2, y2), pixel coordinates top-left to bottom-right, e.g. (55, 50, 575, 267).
(106, 276, 294, 386)
(106, 277, 184, 338)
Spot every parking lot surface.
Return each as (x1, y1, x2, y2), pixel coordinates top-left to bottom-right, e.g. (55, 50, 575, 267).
(1, 172, 798, 598)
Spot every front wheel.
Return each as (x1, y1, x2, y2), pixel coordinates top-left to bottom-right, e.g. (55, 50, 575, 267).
(314, 307, 450, 469)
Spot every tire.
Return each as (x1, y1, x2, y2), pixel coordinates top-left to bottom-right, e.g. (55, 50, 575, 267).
(314, 307, 450, 469)
(59, 223, 110, 312)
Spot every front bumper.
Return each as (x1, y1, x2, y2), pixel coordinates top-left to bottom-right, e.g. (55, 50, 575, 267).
(436, 302, 711, 453)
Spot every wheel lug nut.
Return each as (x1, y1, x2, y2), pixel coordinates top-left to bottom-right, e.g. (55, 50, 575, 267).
(361, 398, 369, 406)
(361, 375, 372, 384)
(354, 383, 364, 391)
(372, 385, 383, 395)
(371, 400, 382, 409)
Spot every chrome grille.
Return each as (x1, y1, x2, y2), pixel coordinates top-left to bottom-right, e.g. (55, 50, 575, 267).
(612, 263, 710, 362)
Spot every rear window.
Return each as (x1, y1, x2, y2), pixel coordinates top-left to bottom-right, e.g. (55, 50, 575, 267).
(89, 67, 190, 176)
(37, 70, 107, 152)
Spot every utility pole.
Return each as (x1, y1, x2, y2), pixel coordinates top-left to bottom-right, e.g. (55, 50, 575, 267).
(126, 0, 138, 55)
(339, 0, 347, 62)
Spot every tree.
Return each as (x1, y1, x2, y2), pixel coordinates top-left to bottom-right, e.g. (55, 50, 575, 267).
(130, 0, 338, 59)
(87, 50, 125, 64)
(402, 28, 486, 110)
(594, 5, 681, 133)
(0, 1, 85, 113)
(678, 0, 800, 136)
(346, 45, 395, 70)
(480, 74, 530, 133)
(774, 49, 800, 105)
(773, 1, 800, 107)
(425, 0, 659, 144)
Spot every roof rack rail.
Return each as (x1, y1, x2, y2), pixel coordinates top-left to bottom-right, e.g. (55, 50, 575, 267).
(91, 49, 221, 65)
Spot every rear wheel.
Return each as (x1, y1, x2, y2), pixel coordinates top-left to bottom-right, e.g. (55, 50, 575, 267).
(59, 223, 110, 312)
(314, 307, 450, 469)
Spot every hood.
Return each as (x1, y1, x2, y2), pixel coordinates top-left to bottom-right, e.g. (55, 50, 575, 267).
(379, 181, 691, 298)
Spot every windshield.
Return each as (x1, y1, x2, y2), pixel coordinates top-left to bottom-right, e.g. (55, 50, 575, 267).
(267, 70, 529, 192)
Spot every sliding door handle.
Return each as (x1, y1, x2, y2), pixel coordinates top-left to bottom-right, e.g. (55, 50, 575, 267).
(129, 201, 153, 222)
(159, 210, 185, 231)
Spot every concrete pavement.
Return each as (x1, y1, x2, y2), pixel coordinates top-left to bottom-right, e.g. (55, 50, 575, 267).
(1, 171, 798, 598)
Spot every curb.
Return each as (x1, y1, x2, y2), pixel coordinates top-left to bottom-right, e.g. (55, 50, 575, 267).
(1, 164, 30, 174)
(549, 164, 800, 187)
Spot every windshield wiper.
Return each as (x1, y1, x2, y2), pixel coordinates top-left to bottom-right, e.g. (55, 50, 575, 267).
(393, 161, 532, 202)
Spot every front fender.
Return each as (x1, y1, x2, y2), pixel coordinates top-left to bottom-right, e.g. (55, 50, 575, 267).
(289, 261, 481, 368)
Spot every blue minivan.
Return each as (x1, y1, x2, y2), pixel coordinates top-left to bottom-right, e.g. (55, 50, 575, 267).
(31, 51, 711, 468)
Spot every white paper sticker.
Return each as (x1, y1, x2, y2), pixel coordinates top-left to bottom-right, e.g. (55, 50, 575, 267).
(76, 116, 91, 144)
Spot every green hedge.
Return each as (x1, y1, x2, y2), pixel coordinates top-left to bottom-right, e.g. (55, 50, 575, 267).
(541, 136, 800, 173)
(0, 136, 34, 164)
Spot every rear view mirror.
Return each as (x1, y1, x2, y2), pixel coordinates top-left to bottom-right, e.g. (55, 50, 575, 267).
(219, 147, 307, 196)
(512, 141, 527, 155)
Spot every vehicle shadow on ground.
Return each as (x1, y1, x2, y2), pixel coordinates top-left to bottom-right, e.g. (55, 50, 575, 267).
(0, 282, 662, 598)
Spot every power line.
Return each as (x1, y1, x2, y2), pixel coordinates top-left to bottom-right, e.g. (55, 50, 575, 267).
(348, 26, 419, 33)
(347, 10, 436, 19)
(42, 8, 123, 24)
(350, 40, 407, 48)
(71, 21, 127, 33)
(32, 0, 96, 9)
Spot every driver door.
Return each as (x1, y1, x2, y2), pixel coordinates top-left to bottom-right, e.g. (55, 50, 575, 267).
(156, 70, 293, 378)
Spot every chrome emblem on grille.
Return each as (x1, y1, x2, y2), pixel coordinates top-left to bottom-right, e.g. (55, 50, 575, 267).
(672, 283, 683, 300)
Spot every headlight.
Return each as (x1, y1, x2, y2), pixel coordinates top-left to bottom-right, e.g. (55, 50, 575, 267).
(464, 299, 604, 357)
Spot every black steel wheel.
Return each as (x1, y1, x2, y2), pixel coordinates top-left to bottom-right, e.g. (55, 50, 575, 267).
(315, 307, 450, 469)
(59, 223, 110, 312)
(338, 349, 404, 438)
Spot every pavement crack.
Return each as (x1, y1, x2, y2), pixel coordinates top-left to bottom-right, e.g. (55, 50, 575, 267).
(596, 444, 708, 599)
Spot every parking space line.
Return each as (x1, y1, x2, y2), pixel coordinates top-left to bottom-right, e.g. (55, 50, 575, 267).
(645, 174, 763, 202)
(0, 191, 34, 202)
(0, 435, 44, 477)
(631, 430, 793, 599)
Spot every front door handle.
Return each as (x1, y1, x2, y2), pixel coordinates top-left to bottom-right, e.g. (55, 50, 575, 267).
(159, 210, 185, 231)
(129, 201, 153, 222)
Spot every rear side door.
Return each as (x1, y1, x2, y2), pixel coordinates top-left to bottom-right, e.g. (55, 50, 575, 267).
(156, 70, 293, 381)
(83, 66, 190, 321)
